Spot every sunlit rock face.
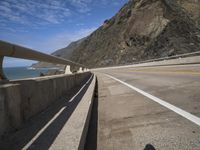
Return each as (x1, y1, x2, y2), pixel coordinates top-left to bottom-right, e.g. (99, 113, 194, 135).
(53, 0, 200, 68)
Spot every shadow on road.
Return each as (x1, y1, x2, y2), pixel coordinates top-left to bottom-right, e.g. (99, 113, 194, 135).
(144, 144, 156, 150)
(0, 76, 93, 150)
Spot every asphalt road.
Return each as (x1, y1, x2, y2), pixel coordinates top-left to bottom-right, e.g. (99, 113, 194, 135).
(92, 64, 200, 150)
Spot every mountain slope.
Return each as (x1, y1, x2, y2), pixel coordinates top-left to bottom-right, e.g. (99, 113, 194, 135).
(68, 0, 200, 68)
(32, 38, 85, 68)
(41, 0, 200, 68)
(52, 38, 85, 59)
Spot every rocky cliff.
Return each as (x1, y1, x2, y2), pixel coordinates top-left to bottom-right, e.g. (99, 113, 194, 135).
(37, 0, 200, 68)
(69, 0, 200, 68)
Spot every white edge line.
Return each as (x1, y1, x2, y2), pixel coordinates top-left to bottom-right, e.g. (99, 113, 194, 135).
(105, 74, 200, 126)
(22, 74, 94, 150)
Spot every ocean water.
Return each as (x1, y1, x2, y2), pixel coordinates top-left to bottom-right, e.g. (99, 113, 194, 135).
(4, 67, 49, 80)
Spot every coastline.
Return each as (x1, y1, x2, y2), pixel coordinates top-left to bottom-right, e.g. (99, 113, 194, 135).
(4, 66, 49, 80)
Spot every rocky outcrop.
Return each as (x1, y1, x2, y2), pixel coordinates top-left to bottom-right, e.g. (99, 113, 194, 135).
(35, 0, 200, 68)
(68, 0, 200, 68)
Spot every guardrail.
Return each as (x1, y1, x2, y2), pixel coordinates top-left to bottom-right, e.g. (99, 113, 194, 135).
(0, 40, 87, 80)
(1, 40, 199, 80)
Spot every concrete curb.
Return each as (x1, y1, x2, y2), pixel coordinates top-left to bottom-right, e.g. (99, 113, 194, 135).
(78, 75, 96, 150)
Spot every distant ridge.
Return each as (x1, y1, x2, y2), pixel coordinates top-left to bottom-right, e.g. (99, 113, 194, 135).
(32, 38, 85, 68)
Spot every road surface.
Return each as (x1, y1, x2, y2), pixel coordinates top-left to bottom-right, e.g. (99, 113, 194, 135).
(89, 64, 200, 150)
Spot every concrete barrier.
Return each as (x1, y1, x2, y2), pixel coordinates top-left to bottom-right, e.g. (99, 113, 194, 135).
(130, 55, 200, 67)
(92, 55, 200, 71)
(0, 72, 91, 138)
(0, 83, 22, 137)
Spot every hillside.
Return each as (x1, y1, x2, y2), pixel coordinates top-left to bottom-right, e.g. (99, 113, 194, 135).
(32, 38, 85, 68)
(35, 0, 200, 68)
(52, 38, 85, 59)
(69, 0, 200, 68)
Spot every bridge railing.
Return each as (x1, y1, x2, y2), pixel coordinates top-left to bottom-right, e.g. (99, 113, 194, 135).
(0, 40, 88, 80)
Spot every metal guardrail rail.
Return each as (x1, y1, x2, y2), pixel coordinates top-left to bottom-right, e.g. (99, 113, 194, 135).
(0, 40, 87, 80)
(1, 40, 200, 80)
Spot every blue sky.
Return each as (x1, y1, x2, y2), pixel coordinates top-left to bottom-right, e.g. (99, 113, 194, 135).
(0, 0, 128, 67)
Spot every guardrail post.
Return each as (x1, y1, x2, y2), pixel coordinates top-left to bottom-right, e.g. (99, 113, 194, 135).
(78, 67, 83, 73)
(0, 56, 7, 80)
(65, 65, 72, 74)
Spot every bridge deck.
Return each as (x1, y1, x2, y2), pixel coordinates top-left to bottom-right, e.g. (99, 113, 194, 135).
(1, 64, 200, 150)
(89, 64, 200, 150)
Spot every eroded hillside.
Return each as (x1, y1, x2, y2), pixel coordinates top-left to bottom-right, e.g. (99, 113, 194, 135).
(49, 0, 200, 68)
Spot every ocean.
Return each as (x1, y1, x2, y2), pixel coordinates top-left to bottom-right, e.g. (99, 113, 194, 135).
(4, 67, 49, 80)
